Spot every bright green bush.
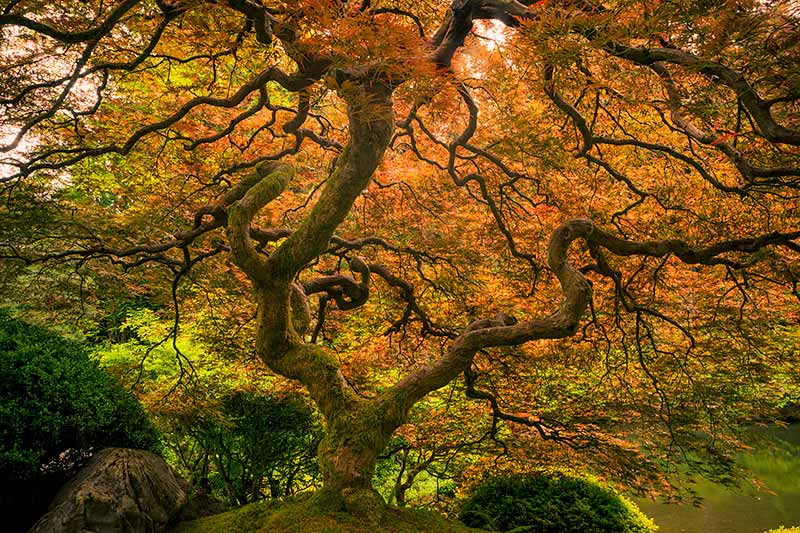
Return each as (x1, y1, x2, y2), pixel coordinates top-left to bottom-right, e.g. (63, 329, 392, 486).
(459, 472, 657, 533)
(764, 527, 800, 533)
(0, 310, 160, 530)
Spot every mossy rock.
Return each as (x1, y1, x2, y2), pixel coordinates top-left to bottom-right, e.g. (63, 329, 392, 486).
(169, 492, 482, 533)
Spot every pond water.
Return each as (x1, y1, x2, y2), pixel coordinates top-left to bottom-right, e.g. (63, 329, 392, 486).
(635, 425, 800, 533)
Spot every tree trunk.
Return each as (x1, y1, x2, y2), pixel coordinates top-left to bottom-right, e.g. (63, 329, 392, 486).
(223, 81, 399, 513)
(312, 403, 397, 515)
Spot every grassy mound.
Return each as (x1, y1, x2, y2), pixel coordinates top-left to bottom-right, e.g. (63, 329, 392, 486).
(170, 493, 481, 533)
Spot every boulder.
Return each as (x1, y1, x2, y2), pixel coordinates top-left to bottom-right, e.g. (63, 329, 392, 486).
(30, 448, 189, 533)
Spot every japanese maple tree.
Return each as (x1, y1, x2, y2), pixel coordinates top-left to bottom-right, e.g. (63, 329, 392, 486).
(1, 0, 798, 511)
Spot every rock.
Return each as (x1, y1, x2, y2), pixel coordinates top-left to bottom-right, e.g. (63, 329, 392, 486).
(30, 448, 189, 533)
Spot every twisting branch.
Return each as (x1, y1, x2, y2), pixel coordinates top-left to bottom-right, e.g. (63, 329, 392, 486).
(380, 217, 799, 422)
(0, 12, 180, 108)
(226, 161, 295, 285)
(589, 226, 800, 268)
(555, 0, 800, 146)
(447, 84, 540, 272)
(5, 65, 321, 180)
(601, 42, 800, 146)
(282, 90, 311, 134)
(226, 0, 275, 45)
(370, 7, 426, 38)
(543, 64, 593, 156)
(541, 59, 800, 198)
(303, 256, 370, 311)
(382, 218, 595, 422)
(0, 0, 143, 44)
(592, 135, 747, 196)
(649, 62, 800, 186)
(368, 263, 458, 339)
(430, 0, 537, 68)
(184, 87, 271, 150)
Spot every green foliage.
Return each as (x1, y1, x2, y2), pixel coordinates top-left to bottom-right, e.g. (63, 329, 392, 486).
(459, 473, 657, 533)
(164, 390, 323, 506)
(0, 309, 160, 479)
(93, 308, 322, 505)
(373, 435, 462, 508)
(764, 528, 800, 533)
(0, 309, 160, 530)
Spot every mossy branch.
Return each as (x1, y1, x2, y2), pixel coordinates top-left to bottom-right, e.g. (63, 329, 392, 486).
(265, 87, 394, 283)
(379, 218, 595, 426)
(380, 216, 799, 422)
(225, 162, 295, 285)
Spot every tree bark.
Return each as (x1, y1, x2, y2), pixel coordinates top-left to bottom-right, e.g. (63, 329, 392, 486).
(225, 80, 398, 511)
(312, 401, 394, 512)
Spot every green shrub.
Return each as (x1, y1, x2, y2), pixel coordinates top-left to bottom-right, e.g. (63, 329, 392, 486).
(0, 310, 160, 530)
(764, 527, 800, 533)
(459, 472, 657, 533)
(162, 390, 322, 505)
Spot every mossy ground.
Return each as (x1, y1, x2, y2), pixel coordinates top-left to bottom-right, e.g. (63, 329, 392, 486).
(169, 493, 483, 533)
